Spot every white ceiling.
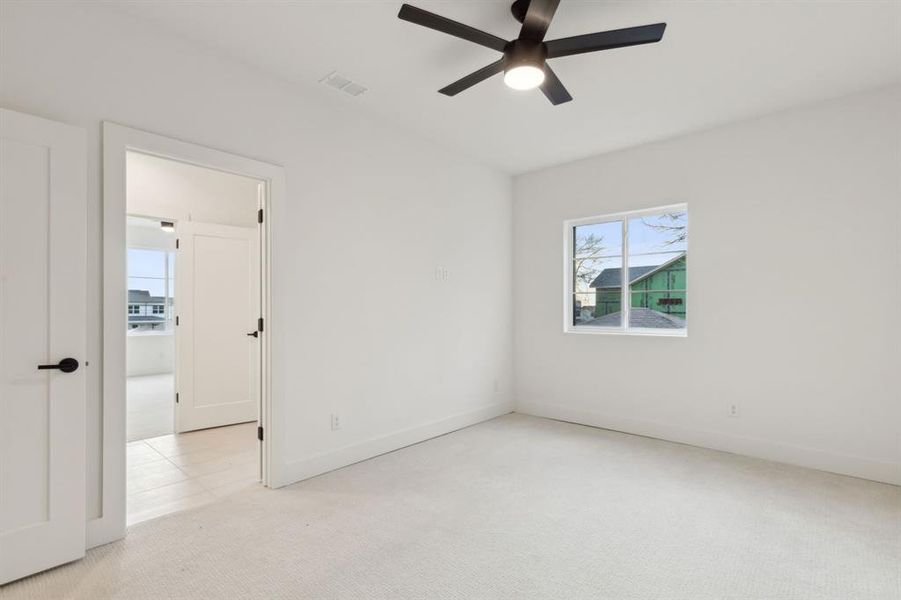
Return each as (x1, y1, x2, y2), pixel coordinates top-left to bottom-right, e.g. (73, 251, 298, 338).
(108, 1, 901, 174)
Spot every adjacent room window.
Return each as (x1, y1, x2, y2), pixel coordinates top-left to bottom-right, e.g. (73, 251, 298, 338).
(127, 248, 175, 334)
(566, 205, 687, 335)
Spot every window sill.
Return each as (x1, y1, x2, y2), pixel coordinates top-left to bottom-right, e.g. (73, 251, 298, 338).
(565, 326, 687, 338)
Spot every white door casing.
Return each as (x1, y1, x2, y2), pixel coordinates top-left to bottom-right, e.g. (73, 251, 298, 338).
(175, 221, 259, 432)
(101, 124, 283, 548)
(0, 109, 87, 584)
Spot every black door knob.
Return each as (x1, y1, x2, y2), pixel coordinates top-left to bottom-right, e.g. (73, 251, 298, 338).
(37, 358, 79, 373)
(246, 331, 259, 338)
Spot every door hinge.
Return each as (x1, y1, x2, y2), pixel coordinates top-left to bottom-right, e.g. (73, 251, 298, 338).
(257, 426, 264, 441)
(175, 392, 179, 404)
(176, 315, 179, 326)
(176, 238, 180, 249)
(258, 317, 264, 332)
(258, 208, 263, 224)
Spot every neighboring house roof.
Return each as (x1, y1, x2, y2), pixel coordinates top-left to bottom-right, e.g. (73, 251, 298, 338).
(583, 308, 686, 329)
(590, 265, 657, 289)
(589, 252, 686, 289)
(128, 289, 165, 304)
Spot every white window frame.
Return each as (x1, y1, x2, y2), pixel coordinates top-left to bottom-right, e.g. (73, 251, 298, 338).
(563, 203, 688, 337)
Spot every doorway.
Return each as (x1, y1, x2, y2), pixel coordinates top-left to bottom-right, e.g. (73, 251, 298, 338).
(97, 123, 283, 547)
(124, 152, 263, 525)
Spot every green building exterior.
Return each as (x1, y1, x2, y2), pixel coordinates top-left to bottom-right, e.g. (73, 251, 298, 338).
(590, 254, 686, 319)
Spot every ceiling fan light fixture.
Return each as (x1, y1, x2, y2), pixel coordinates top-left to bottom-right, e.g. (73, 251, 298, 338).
(504, 65, 545, 90)
(502, 38, 547, 91)
(398, 1, 667, 105)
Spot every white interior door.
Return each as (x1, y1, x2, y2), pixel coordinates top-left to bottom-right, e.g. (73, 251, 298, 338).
(0, 109, 87, 583)
(175, 221, 259, 432)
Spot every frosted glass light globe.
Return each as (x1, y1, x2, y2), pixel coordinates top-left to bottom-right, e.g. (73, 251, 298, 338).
(504, 65, 545, 90)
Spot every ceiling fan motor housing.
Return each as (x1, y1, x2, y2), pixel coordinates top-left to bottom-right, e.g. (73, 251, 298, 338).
(503, 39, 547, 73)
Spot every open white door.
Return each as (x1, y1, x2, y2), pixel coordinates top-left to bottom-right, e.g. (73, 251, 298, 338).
(0, 109, 87, 583)
(175, 221, 259, 432)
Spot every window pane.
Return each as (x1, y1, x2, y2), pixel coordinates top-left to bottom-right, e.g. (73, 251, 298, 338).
(628, 212, 687, 256)
(573, 221, 621, 292)
(128, 247, 170, 333)
(573, 222, 623, 328)
(128, 277, 165, 297)
(573, 220, 622, 260)
(127, 248, 166, 278)
(573, 254, 622, 328)
(627, 211, 687, 330)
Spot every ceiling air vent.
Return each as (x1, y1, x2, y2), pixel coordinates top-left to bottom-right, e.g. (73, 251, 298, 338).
(320, 71, 368, 97)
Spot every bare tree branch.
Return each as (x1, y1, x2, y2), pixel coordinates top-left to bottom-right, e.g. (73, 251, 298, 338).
(641, 213, 687, 246)
(573, 233, 607, 289)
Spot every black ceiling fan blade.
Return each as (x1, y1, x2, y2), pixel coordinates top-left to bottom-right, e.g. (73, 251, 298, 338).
(545, 23, 666, 59)
(398, 4, 508, 53)
(539, 65, 572, 105)
(519, 0, 561, 42)
(438, 60, 505, 96)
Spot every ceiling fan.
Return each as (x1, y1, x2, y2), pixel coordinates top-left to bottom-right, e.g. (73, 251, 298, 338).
(398, 0, 666, 105)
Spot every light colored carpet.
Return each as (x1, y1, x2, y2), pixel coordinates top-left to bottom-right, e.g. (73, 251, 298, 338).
(6, 414, 900, 599)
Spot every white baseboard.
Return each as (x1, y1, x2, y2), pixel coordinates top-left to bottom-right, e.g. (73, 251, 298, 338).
(274, 402, 513, 488)
(516, 401, 901, 486)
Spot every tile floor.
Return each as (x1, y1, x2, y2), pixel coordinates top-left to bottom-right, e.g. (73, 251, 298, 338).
(127, 373, 175, 442)
(127, 421, 259, 525)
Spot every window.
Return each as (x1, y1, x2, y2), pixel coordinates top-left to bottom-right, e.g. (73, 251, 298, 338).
(566, 205, 687, 335)
(127, 247, 175, 334)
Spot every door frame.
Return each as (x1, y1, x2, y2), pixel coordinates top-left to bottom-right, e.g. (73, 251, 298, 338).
(96, 123, 284, 548)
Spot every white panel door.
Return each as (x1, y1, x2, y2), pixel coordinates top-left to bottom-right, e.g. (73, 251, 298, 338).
(176, 222, 259, 432)
(0, 109, 87, 584)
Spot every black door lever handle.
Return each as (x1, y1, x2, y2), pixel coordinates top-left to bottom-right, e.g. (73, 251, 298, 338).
(37, 358, 79, 373)
(246, 331, 259, 338)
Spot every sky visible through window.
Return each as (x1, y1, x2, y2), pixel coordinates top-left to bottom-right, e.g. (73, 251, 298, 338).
(574, 212, 687, 294)
(128, 248, 167, 296)
(576, 213, 686, 262)
(128, 247, 175, 333)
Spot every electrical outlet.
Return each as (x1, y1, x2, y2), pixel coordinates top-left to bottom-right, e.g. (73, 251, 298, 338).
(331, 413, 341, 431)
(728, 403, 740, 418)
(434, 266, 449, 282)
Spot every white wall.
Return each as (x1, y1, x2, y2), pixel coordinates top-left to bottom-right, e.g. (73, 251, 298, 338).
(127, 152, 260, 228)
(0, 1, 513, 525)
(126, 217, 177, 251)
(126, 335, 173, 377)
(513, 86, 901, 485)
